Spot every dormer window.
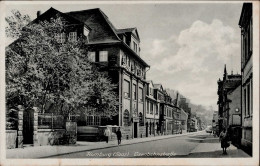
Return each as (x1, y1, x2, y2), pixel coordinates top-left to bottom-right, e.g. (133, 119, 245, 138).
(133, 41, 138, 53)
(84, 26, 90, 43)
(99, 51, 108, 62)
(84, 27, 89, 37)
(55, 33, 66, 43)
(69, 32, 77, 42)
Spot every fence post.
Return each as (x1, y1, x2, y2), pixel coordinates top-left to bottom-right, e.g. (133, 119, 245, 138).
(32, 107, 39, 146)
(17, 105, 24, 148)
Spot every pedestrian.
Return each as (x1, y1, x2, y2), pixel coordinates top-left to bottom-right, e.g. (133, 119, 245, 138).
(219, 128, 230, 154)
(116, 127, 122, 145)
(104, 127, 110, 143)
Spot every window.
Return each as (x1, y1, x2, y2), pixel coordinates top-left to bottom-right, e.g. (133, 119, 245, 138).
(155, 104, 158, 115)
(123, 110, 129, 126)
(244, 89, 246, 116)
(138, 87, 143, 102)
(247, 84, 250, 116)
(146, 101, 149, 114)
(123, 80, 130, 98)
(250, 18, 253, 52)
(85, 116, 101, 126)
(139, 112, 143, 124)
(133, 84, 137, 100)
(121, 52, 126, 65)
(69, 32, 77, 42)
(133, 41, 138, 53)
(150, 102, 153, 114)
(55, 33, 66, 43)
(99, 51, 108, 62)
(88, 52, 96, 62)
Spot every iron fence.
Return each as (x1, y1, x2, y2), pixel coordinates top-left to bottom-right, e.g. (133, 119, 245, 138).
(38, 113, 64, 129)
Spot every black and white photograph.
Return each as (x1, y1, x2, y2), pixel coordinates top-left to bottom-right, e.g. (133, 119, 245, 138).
(0, 1, 259, 166)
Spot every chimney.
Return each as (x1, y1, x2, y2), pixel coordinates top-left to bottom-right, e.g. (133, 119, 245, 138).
(37, 11, 41, 18)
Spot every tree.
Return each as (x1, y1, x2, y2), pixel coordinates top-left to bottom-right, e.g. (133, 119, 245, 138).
(6, 10, 118, 119)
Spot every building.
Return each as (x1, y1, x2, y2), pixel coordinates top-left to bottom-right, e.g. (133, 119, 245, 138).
(145, 80, 159, 137)
(180, 108, 188, 133)
(66, 8, 151, 139)
(212, 111, 219, 135)
(178, 98, 191, 131)
(154, 84, 167, 134)
(217, 65, 241, 131)
(239, 3, 253, 155)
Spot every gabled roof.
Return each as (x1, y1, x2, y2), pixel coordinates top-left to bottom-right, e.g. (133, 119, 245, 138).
(146, 80, 154, 87)
(239, 3, 252, 28)
(31, 7, 85, 27)
(154, 84, 164, 92)
(66, 8, 121, 43)
(116, 27, 140, 42)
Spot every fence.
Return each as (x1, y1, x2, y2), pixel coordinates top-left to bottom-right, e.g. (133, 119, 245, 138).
(38, 113, 65, 129)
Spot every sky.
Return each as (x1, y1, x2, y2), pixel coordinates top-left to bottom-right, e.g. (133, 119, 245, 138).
(5, 2, 244, 110)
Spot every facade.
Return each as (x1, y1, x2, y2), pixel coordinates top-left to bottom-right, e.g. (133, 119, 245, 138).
(178, 98, 191, 131)
(67, 9, 150, 139)
(180, 108, 188, 133)
(239, 3, 253, 154)
(145, 80, 159, 137)
(154, 84, 166, 134)
(217, 65, 242, 148)
(212, 111, 219, 135)
(217, 65, 241, 131)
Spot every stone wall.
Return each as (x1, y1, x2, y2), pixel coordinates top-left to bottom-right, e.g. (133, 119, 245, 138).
(121, 126, 132, 140)
(38, 129, 65, 146)
(139, 126, 146, 138)
(6, 130, 17, 149)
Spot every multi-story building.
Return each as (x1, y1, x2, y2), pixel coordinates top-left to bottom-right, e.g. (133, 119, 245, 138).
(212, 111, 219, 135)
(66, 8, 150, 139)
(145, 80, 159, 137)
(179, 98, 191, 131)
(180, 108, 188, 133)
(239, 3, 253, 155)
(217, 65, 241, 131)
(154, 84, 166, 134)
(17, 7, 150, 140)
(164, 92, 174, 135)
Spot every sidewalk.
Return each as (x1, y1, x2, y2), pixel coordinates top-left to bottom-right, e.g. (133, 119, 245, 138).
(7, 131, 202, 158)
(187, 135, 250, 158)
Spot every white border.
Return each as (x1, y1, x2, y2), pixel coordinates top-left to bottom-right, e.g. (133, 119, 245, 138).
(0, 1, 259, 166)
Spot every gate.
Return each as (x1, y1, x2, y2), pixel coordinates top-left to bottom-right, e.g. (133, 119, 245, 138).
(23, 109, 34, 144)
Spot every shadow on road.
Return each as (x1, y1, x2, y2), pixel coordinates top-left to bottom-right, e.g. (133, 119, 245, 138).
(176, 149, 251, 158)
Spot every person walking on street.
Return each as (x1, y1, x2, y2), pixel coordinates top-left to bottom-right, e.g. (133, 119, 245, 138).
(116, 127, 122, 145)
(104, 127, 110, 143)
(219, 128, 230, 154)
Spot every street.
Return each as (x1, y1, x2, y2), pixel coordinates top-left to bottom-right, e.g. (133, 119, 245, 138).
(48, 132, 250, 158)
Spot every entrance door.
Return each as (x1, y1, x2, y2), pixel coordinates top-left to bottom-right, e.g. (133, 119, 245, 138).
(146, 123, 148, 137)
(23, 109, 33, 144)
(134, 122, 138, 138)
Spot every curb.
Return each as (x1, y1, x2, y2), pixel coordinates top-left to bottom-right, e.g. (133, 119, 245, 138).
(41, 131, 204, 158)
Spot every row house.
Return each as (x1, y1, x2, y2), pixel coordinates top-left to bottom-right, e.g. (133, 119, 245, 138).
(145, 81, 159, 137)
(239, 3, 253, 155)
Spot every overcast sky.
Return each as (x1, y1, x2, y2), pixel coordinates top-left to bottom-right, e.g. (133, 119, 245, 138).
(5, 2, 244, 110)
